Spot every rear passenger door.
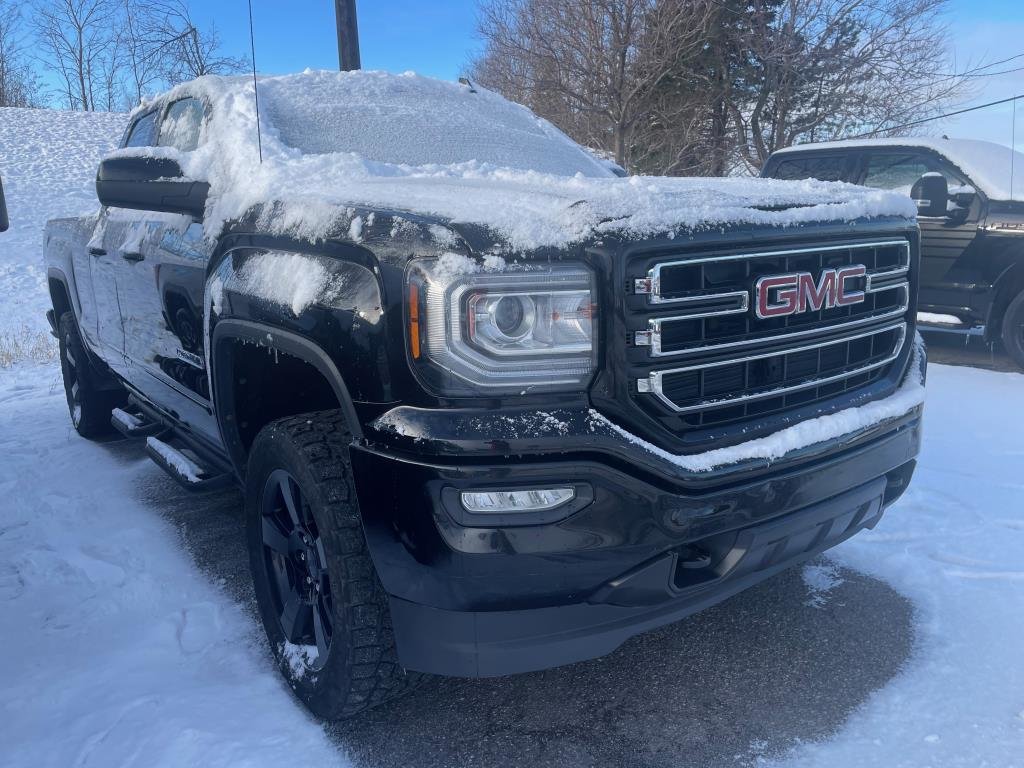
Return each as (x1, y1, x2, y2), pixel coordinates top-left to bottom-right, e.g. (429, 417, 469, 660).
(860, 151, 983, 304)
(116, 97, 218, 443)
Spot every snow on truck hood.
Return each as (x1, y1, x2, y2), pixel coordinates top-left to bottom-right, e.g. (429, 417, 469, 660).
(123, 70, 916, 251)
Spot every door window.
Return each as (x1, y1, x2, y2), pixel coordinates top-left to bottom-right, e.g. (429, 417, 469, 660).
(123, 110, 158, 148)
(863, 153, 968, 195)
(769, 155, 848, 182)
(158, 98, 206, 152)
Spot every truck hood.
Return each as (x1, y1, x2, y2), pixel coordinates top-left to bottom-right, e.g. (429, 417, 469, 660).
(205, 169, 917, 254)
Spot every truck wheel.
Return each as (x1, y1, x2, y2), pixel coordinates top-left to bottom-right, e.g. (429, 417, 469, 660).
(57, 312, 124, 439)
(245, 410, 421, 719)
(1001, 291, 1024, 370)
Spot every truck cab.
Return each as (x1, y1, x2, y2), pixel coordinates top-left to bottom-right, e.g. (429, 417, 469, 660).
(762, 138, 1024, 368)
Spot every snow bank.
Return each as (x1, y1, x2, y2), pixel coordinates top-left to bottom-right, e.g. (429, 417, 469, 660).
(0, 107, 127, 347)
(119, 70, 916, 251)
(774, 136, 1024, 201)
(0, 365, 344, 768)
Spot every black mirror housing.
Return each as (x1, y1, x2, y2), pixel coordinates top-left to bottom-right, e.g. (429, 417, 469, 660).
(0, 174, 8, 233)
(96, 155, 208, 218)
(951, 184, 977, 209)
(911, 173, 948, 218)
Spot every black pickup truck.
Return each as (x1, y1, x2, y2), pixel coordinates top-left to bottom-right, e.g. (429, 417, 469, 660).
(43, 71, 925, 719)
(762, 137, 1024, 368)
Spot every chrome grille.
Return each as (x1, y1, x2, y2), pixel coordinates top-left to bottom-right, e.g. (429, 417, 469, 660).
(630, 239, 910, 428)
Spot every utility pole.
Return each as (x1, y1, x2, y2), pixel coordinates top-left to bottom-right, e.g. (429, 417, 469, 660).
(334, 0, 361, 71)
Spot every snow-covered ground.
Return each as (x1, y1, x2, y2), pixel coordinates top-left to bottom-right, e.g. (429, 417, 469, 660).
(767, 363, 1024, 768)
(0, 365, 343, 767)
(1, 103, 1022, 767)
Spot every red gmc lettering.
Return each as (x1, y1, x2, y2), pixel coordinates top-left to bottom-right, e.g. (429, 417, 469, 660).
(755, 265, 866, 319)
(756, 275, 800, 318)
(835, 264, 866, 306)
(797, 271, 837, 312)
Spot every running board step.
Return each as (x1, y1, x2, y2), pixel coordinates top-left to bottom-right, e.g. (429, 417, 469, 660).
(917, 323, 986, 337)
(111, 407, 168, 438)
(144, 436, 233, 492)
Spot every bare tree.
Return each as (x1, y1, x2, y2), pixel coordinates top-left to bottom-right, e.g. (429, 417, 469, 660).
(32, 0, 119, 110)
(118, 0, 165, 105)
(28, 0, 246, 111)
(472, 0, 715, 172)
(729, 0, 973, 170)
(140, 0, 246, 83)
(0, 0, 42, 107)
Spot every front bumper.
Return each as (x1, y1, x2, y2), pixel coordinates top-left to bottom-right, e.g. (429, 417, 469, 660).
(351, 346, 926, 677)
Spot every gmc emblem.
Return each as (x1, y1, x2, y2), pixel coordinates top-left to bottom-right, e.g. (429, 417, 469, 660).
(755, 265, 866, 319)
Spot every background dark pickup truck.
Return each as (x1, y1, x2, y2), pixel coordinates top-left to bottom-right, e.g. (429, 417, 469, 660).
(762, 137, 1024, 368)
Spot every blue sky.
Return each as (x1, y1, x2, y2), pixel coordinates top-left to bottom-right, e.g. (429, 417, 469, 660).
(199, 0, 1020, 149)
(200, 1, 481, 81)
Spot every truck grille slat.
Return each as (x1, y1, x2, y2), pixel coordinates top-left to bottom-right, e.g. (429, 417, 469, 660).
(629, 239, 911, 430)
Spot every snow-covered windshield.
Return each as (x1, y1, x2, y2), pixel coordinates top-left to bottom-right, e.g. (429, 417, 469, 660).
(259, 71, 612, 178)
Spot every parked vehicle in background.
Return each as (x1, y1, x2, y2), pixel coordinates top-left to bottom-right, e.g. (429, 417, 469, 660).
(43, 71, 925, 719)
(762, 138, 1024, 369)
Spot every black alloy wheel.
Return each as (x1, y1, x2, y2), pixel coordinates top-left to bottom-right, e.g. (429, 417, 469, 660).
(62, 328, 83, 429)
(57, 312, 124, 439)
(260, 469, 334, 667)
(245, 411, 421, 719)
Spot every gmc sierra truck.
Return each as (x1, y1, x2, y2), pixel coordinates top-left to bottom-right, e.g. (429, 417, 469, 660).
(762, 137, 1024, 368)
(43, 71, 925, 720)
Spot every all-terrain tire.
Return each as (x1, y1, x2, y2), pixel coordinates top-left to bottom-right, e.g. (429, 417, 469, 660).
(245, 410, 422, 720)
(57, 312, 125, 439)
(1001, 290, 1024, 371)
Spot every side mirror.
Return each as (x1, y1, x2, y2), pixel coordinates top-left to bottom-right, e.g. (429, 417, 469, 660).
(911, 173, 948, 218)
(0, 174, 8, 232)
(96, 155, 208, 218)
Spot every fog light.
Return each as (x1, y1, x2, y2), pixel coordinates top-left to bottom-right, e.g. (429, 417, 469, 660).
(460, 488, 575, 513)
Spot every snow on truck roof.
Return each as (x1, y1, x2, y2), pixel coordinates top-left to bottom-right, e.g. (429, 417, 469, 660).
(124, 70, 916, 250)
(772, 137, 1024, 201)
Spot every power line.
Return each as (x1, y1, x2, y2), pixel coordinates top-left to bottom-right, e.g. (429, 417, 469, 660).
(960, 65, 1024, 79)
(931, 51, 1024, 79)
(852, 93, 1024, 138)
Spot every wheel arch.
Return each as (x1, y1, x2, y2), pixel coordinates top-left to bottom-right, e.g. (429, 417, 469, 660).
(47, 267, 75, 321)
(210, 319, 364, 479)
(985, 260, 1024, 342)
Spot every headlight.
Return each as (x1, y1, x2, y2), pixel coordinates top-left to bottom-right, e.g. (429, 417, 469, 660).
(406, 258, 597, 394)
